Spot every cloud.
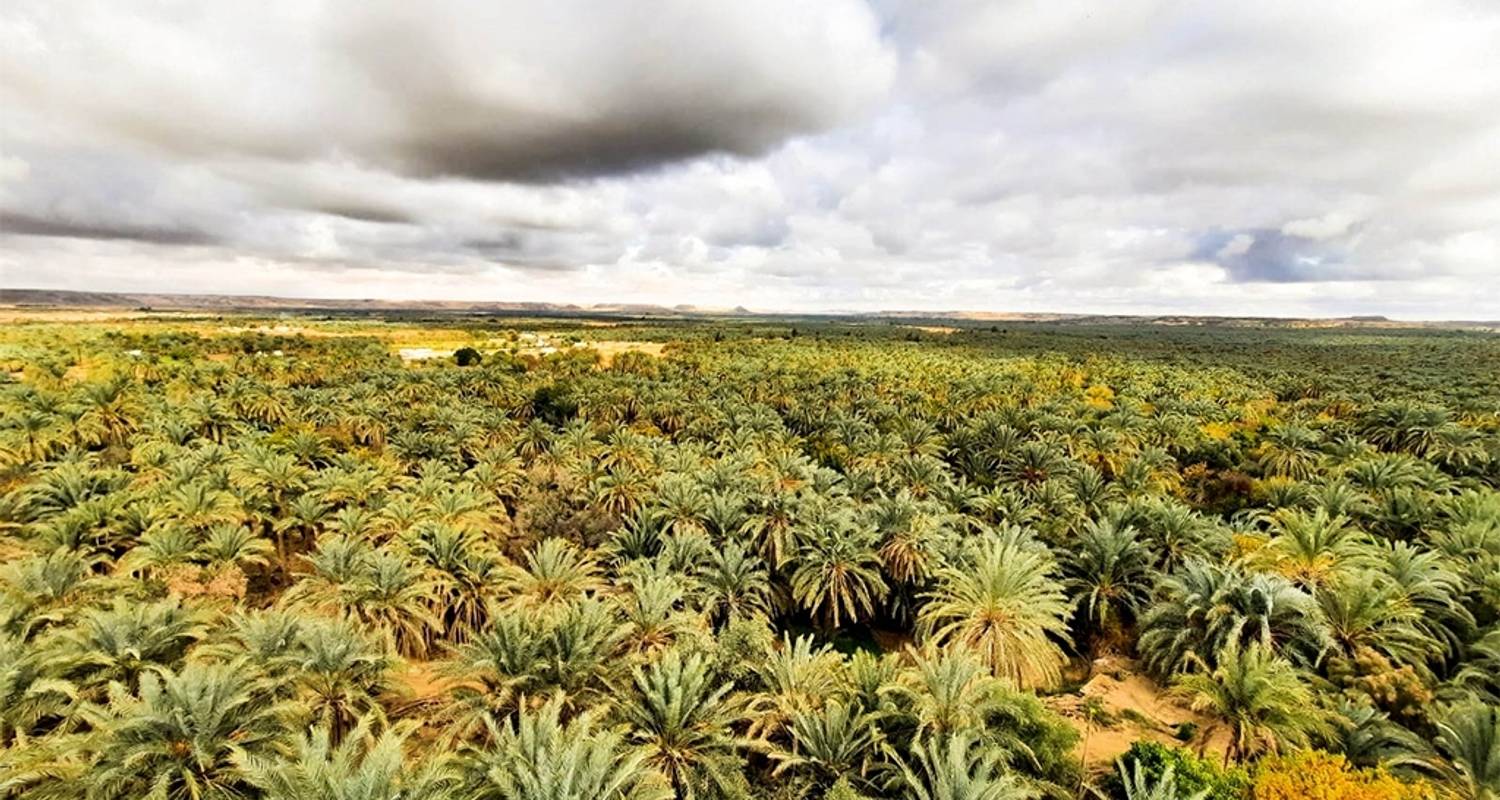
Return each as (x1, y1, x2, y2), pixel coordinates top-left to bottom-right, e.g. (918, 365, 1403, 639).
(1281, 212, 1358, 241)
(1193, 229, 1355, 283)
(1, 1, 1498, 319)
(0, 211, 216, 246)
(0, 0, 895, 182)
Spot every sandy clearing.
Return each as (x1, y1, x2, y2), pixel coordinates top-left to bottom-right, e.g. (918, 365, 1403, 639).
(590, 340, 667, 365)
(1049, 658, 1230, 769)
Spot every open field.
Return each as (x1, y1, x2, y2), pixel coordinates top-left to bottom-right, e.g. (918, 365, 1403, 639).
(0, 309, 1496, 799)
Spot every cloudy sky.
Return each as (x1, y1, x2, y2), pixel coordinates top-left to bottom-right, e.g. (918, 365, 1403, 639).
(2, 1, 1497, 318)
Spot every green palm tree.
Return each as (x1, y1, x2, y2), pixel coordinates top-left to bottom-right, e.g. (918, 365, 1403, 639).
(405, 522, 506, 643)
(769, 700, 883, 792)
(462, 695, 671, 800)
(617, 650, 745, 799)
(204, 608, 306, 684)
(747, 634, 844, 741)
(436, 613, 546, 745)
(1454, 629, 1500, 704)
(893, 648, 1008, 738)
(0, 632, 75, 746)
(1113, 758, 1208, 800)
(239, 718, 459, 800)
(1262, 508, 1370, 591)
(197, 523, 274, 572)
(1172, 642, 1326, 765)
(289, 619, 400, 745)
(1328, 699, 1423, 768)
(1, 548, 105, 637)
(696, 541, 770, 626)
(918, 533, 1071, 688)
(1317, 571, 1438, 672)
(1254, 424, 1324, 480)
(1423, 702, 1499, 800)
(1137, 559, 1328, 676)
(788, 505, 888, 629)
(891, 732, 1028, 800)
(345, 550, 440, 659)
(86, 660, 293, 800)
(119, 526, 200, 579)
(616, 574, 700, 656)
(499, 538, 605, 613)
(54, 597, 207, 697)
(538, 599, 628, 707)
(274, 493, 330, 564)
(1063, 518, 1152, 654)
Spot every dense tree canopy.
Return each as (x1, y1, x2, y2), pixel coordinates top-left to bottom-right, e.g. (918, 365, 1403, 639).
(1, 314, 1496, 799)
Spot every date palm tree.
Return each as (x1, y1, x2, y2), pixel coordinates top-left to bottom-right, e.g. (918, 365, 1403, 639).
(893, 648, 1008, 738)
(239, 718, 459, 800)
(1422, 702, 1499, 800)
(1262, 508, 1371, 591)
(1137, 559, 1329, 676)
(1063, 518, 1152, 654)
(891, 731, 1029, 800)
(617, 650, 745, 799)
(197, 523, 274, 572)
(498, 538, 605, 614)
(695, 540, 770, 626)
(768, 700, 884, 793)
(1113, 759, 1208, 800)
(462, 695, 671, 800)
(1, 548, 105, 637)
(1173, 642, 1327, 765)
(53, 597, 207, 698)
(119, 526, 199, 579)
(85, 659, 293, 800)
(0, 632, 74, 746)
(918, 533, 1071, 688)
(405, 522, 508, 643)
(1317, 571, 1439, 672)
(747, 635, 844, 741)
(289, 618, 400, 745)
(789, 505, 887, 630)
(435, 614, 546, 745)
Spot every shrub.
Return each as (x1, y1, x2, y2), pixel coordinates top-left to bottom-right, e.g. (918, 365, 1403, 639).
(1108, 741, 1247, 800)
(1251, 750, 1438, 800)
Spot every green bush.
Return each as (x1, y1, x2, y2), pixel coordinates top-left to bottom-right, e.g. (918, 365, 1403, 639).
(1105, 741, 1247, 800)
(452, 346, 482, 366)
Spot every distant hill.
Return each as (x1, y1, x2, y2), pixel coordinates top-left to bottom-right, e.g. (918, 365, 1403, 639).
(1, 288, 1494, 331)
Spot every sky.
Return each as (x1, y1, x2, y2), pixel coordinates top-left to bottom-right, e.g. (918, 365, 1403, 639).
(1, 1, 1498, 318)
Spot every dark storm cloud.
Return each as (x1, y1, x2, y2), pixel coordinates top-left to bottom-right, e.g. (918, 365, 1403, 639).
(1, 1, 894, 183)
(371, 108, 817, 185)
(309, 203, 417, 226)
(0, 211, 218, 246)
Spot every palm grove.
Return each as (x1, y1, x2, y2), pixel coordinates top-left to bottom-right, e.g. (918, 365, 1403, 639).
(1, 317, 1497, 800)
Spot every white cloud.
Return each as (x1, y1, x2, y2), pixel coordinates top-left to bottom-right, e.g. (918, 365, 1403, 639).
(1282, 212, 1358, 241)
(1, 1, 1498, 319)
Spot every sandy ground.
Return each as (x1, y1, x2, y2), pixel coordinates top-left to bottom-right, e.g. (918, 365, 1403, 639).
(589, 340, 666, 365)
(1048, 658, 1230, 769)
